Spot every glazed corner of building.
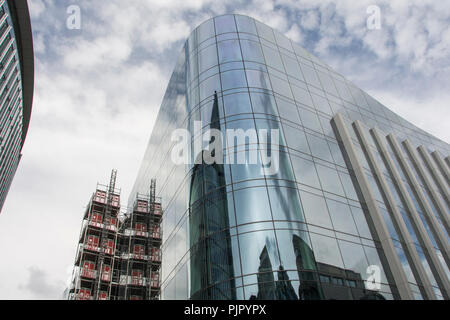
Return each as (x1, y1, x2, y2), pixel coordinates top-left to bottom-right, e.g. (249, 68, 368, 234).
(132, 12, 449, 301)
(0, 0, 34, 212)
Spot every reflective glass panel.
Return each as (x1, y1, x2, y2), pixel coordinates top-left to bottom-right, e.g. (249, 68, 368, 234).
(300, 191, 333, 228)
(218, 40, 242, 63)
(309, 233, 344, 268)
(223, 92, 252, 116)
(239, 230, 280, 276)
(316, 164, 345, 196)
(235, 15, 257, 34)
(326, 199, 358, 235)
(234, 187, 272, 224)
(215, 15, 237, 34)
(250, 92, 278, 116)
(221, 70, 247, 90)
(240, 40, 265, 63)
(291, 156, 321, 188)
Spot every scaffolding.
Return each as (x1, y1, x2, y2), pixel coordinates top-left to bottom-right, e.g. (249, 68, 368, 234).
(147, 179, 162, 300)
(68, 170, 162, 300)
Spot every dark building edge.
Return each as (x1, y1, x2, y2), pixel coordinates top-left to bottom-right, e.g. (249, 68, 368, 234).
(6, 0, 34, 149)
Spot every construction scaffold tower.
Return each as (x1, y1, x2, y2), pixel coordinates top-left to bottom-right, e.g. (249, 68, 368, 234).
(68, 171, 162, 300)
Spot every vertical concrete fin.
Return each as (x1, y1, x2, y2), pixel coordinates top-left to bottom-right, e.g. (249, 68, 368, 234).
(431, 151, 450, 187)
(332, 113, 414, 300)
(353, 121, 436, 299)
(372, 128, 450, 299)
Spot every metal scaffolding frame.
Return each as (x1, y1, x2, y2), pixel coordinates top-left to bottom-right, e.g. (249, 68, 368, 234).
(68, 170, 162, 300)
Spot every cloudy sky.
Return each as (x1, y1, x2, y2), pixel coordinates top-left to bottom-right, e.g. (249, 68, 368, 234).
(0, 0, 448, 299)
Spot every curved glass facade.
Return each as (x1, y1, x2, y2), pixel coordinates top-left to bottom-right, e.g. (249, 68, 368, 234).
(129, 14, 450, 300)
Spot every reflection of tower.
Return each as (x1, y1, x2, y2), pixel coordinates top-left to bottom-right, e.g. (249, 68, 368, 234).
(275, 265, 298, 300)
(292, 234, 323, 300)
(253, 246, 298, 300)
(256, 246, 276, 299)
(189, 92, 236, 300)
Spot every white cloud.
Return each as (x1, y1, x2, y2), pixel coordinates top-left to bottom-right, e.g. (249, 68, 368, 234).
(284, 23, 304, 43)
(28, 0, 46, 19)
(62, 36, 132, 70)
(300, 9, 319, 30)
(18, 266, 66, 300)
(369, 90, 450, 143)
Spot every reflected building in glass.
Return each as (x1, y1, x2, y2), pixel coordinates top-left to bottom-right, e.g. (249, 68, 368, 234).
(129, 14, 450, 300)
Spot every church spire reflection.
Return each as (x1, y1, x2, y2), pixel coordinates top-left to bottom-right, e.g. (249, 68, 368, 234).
(189, 92, 236, 299)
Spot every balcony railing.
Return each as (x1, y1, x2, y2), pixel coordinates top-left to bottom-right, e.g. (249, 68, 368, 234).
(119, 275, 147, 286)
(80, 268, 97, 279)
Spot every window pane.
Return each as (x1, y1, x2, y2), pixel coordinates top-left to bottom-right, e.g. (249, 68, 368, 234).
(328, 141, 346, 167)
(261, 45, 284, 71)
(291, 156, 321, 188)
(226, 118, 255, 132)
(235, 15, 257, 34)
(276, 229, 315, 271)
(198, 19, 215, 42)
(240, 40, 265, 63)
(292, 42, 310, 60)
(223, 92, 252, 116)
(306, 134, 333, 162)
(276, 97, 299, 123)
(350, 206, 372, 239)
(334, 80, 353, 103)
(298, 108, 323, 133)
(250, 92, 278, 116)
(300, 64, 321, 88)
(326, 199, 358, 235)
(239, 230, 280, 276)
(282, 124, 310, 154)
(234, 187, 272, 224)
(270, 75, 293, 100)
(199, 74, 220, 101)
(221, 69, 247, 90)
(281, 54, 302, 80)
(316, 164, 345, 196)
(230, 157, 265, 182)
(311, 93, 333, 115)
(317, 71, 339, 97)
(264, 150, 294, 180)
(274, 30, 293, 51)
(338, 240, 370, 281)
(309, 233, 344, 268)
(268, 187, 304, 222)
(215, 15, 236, 34)
(291, 84, 313, 107)
(218, 40, 242, 63)
(198, 45, 218, 73)
(246, 69, 271, 90)
(300, 191, 333, 228)
(338, 172, 359, 200)
(255, 20, 276, 43)
(255, 118, 286, 147)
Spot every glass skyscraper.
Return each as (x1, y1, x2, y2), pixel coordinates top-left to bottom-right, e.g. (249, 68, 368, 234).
(129, 14, 449, 300)
(0, 0, 34, 212)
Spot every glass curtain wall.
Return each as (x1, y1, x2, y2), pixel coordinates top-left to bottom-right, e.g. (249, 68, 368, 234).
(128, 14, 449, 300)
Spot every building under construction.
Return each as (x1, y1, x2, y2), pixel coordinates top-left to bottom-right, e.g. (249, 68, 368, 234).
(68, 170, 162, 300)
